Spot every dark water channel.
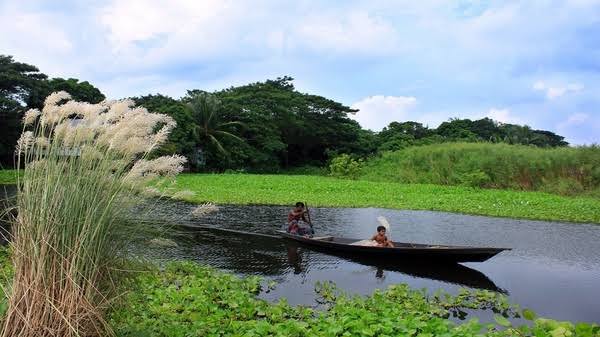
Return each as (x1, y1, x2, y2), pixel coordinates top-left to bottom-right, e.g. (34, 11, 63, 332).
(2, 184, 599, 323)
(135, 199, 600, 324)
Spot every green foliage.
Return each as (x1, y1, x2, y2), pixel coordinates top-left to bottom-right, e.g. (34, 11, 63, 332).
(329, 154, 363, 179)
(109, 262, 313, 337)
(212, 76, 367, 172)
(281, 165, 328, 176)
(165, 174, 600, 223)
(375, 118, 568, 154)
(183, 91, 244, 170)
(37, 78, 105, 106)
(361, 143, 600, 196)
(0, 246, 13, 319)
(0, 170, 17, 185)
(435, 118, 568, 147)
(110, 261, 599, 337)
(0, 55, 48, 165)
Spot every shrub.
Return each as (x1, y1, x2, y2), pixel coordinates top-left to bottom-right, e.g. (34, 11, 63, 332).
(329, 154, 363, 179)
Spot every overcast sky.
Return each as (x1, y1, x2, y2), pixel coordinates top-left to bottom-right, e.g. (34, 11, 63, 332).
(1, 0, 599, 144)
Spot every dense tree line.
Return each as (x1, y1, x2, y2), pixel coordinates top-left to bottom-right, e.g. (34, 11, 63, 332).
(377, 118, 567, 152)
(0, 55, 568, 171)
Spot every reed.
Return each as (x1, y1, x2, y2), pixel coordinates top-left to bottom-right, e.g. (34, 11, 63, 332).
(2, 92, 185, 337)
(361, 142, 600, 196)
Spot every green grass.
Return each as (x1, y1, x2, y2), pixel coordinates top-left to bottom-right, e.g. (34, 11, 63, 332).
(167, 174, 600, 223)
(0, 170, 17, 185)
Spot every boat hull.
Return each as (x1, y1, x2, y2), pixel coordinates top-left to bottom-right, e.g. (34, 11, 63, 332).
(277, 231, 509, 263)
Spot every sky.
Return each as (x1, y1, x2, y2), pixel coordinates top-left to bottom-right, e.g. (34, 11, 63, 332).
(1, 0, 599, 144)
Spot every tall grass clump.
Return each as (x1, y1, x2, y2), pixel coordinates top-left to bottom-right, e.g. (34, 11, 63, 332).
(2, 92, 186, 337)
(361, 142, 600, 196)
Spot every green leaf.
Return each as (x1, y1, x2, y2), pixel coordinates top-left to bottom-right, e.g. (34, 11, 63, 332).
(523, 308, 537, 321)
(494, 314, 512, 327)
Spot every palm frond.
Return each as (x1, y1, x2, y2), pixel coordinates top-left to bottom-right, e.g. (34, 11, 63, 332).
(209, 134, 227, 154)
(214, 130, 244, 142)
(220, 121, 245, 128)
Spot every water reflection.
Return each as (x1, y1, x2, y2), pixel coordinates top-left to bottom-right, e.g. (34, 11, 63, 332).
(283, 240, 504, 292)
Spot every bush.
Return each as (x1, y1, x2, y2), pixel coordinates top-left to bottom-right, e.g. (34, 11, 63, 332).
(329, 154, 363, 179)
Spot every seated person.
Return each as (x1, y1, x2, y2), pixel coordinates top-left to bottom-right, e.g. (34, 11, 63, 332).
(371, 225, 394, 248)
(287, 202, 312, 236)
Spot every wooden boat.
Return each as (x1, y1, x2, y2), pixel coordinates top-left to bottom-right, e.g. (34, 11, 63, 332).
(277, 231, 510, 263)
(284, 241, 505, 292)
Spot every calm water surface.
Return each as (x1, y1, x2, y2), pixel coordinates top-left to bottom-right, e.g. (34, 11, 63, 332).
(2, 184, 599, 323)
(134, 200, 600, 323)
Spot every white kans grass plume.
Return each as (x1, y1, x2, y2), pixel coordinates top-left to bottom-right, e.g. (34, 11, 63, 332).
(125, 154, 187, 182)
(44, 90, 71, 106)
(15, 131, 34, 154)
(144, 187, 163, 196)
(22, 108, 40, 125)
(192, 202, 219, 218)
(4, 92, 189, 337)
(172, 190, 196, 199)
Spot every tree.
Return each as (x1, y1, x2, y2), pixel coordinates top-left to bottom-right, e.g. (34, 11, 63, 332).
(185, 92, 244, 169)
(213, 76, 365, 171)
(47, 78, 105, 104)
(0, 55, 47, 166)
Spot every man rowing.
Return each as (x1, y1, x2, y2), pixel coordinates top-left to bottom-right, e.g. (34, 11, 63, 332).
(287, 202, 313, 236)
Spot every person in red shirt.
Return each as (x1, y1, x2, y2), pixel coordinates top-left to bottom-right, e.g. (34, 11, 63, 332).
(287, 202, 311, 235)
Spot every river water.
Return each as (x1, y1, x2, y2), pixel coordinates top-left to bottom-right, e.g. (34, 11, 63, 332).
(2, 185, 599, 323)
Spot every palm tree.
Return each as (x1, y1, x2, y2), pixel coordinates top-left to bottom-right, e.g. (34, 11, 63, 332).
(186, 92, 243, 167)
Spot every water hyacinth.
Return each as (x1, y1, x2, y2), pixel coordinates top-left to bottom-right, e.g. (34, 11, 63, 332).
(3, 92, 187, 337)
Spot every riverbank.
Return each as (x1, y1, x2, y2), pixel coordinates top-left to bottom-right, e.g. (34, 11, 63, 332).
(166, 174, 600, 223)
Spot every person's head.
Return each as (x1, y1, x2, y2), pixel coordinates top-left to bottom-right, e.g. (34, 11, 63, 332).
(295, 202, 305, 211)
(376, 225, 386, 234)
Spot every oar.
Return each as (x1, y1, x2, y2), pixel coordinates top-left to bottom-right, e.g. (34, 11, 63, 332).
(305, 201, 314, 234)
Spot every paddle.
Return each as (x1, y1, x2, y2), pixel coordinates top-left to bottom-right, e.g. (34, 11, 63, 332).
(305, 201, 314, 235)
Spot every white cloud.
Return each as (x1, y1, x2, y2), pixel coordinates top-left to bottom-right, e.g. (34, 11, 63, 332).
(533, 81, 584, 99)
(486, 108, 524, 124)
(566, 113, 589, 125)
(294, 12, 399, 54)
(557, 113, 598, 145)
(350, 95, 417, 131)
(0, 3, 74, 76)
(98, 0, 252, 67)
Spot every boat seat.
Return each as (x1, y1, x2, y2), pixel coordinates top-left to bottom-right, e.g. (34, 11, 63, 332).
(312, 236, 333, 241)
